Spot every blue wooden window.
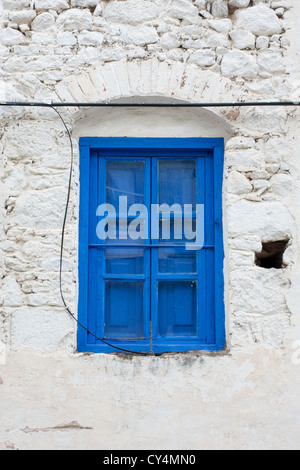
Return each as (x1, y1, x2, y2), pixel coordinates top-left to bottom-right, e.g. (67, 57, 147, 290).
(78, 138, 225, 353)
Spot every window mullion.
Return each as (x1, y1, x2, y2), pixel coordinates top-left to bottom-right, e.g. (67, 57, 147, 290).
(150, 156, 158, 345)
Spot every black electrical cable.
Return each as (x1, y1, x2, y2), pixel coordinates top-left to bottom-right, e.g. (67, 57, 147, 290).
(50, 106, 153, 356)
(0, 100, 300, 107)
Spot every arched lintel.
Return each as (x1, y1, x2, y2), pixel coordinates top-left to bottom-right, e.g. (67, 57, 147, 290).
(72, 95, 234, 142)
(54, 59, 237, 141)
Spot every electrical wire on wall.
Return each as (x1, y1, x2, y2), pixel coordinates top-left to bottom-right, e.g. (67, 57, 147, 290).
(0, 100, 299, 355)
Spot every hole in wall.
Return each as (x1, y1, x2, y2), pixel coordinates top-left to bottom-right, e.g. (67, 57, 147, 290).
(255, 240, 289, 269)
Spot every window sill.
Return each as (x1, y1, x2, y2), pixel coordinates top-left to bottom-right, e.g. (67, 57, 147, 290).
(77, 342, 227, 355)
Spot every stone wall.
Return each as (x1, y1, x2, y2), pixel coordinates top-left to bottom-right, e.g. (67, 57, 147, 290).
(0, 0, 300, 450)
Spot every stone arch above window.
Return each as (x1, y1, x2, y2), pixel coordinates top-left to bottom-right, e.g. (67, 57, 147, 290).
(54, 58, 238, 139)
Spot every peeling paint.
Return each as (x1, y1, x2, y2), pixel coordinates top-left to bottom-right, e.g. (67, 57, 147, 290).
(21, 422, 93, 434)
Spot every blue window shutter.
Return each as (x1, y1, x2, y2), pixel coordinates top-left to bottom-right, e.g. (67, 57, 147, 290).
(78, 138, 225, 353)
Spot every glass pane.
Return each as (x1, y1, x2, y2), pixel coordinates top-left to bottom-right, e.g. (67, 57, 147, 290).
(158, 247, 196, 273)
(157, 281, 197, 337)
(106, 248, 144, 274)
(104, 281, 144, 340)
(158, 160, 196, 208)
(106, 161, 145, 208)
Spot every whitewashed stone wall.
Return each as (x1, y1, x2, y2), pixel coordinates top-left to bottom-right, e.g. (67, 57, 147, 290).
(0, 0, 300, 450)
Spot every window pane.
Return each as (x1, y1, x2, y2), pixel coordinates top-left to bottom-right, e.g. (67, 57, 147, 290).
(157, 281, 197, 337)
(158, 160, 196, 208)
(104, 281, 144, 340)
(106, 248, 144, 274)
(106, 161, 145, 208)
(158, 218, 196, 244)
(158, 247, 196, 273)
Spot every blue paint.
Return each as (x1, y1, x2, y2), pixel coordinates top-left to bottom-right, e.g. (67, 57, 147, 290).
(78, 138, 225, 353)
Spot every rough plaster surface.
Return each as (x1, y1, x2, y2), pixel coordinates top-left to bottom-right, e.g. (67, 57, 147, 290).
(0, 0, 300, 450)
(1, 348, 300, 450)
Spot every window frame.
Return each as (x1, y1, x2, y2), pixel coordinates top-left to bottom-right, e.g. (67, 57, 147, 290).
(78, 137, 226, 354)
